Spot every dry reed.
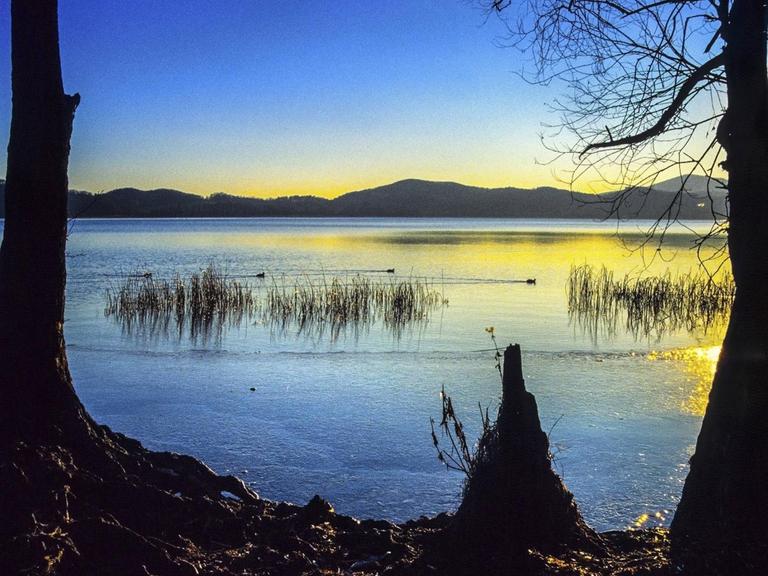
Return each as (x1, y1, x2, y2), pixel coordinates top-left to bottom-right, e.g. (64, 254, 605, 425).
(566, 264, 735, 340)
(264, 274, 444, 338)
(105, 267, 446, 340)
(105, 266, 255, 341)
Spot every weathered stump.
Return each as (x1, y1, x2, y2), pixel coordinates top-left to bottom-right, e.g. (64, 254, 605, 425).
(448, 344, 599, 572)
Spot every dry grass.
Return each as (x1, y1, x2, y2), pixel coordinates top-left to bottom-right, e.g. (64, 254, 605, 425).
(567, 264, 734, 340)
(105, 267, 446, 340)
(265, 274, 445, 339)
(104, 266, 255, 340)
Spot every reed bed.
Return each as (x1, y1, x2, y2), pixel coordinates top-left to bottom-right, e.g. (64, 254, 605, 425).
(105, 267, 446, 340)
(567, 264, 735, 339)
(105, 266, 256, 340)
(265, 274, 445, 338)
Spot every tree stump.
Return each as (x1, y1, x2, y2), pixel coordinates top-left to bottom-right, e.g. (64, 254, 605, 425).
(448, 344, 599, 571)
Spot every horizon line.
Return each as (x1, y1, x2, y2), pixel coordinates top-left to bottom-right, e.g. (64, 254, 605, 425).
(19, 175, 715, 201)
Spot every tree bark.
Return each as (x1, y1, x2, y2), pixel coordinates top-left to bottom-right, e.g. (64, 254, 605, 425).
(0, 0, 87, 440)
(672, 0, 768, 570)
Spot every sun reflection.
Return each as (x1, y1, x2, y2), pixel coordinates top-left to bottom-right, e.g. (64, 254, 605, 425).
(647, 345, 721, 416)
(630, 510, 667, 530)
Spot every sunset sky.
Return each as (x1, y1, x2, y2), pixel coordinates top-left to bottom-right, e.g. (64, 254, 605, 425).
(0, 0, 585, 198)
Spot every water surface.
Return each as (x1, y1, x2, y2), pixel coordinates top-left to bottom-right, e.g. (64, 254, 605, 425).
(47, 218, 727, 530)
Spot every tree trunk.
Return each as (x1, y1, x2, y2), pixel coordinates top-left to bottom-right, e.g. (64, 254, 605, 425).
(0, 0, 89, 440)
(671, 1, 768, 571)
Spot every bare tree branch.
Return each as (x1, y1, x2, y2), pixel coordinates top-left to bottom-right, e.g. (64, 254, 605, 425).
(582, 53, 724, 154)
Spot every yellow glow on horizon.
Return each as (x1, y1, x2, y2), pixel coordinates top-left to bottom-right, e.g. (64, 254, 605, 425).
(74, 164, 722, 199)
(131, 173, 582, 200)
(72, 165, 600, 200)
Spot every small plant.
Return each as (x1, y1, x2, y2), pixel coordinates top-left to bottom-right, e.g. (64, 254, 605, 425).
(431, 329, 497, 482)
(430, 385, 492, 477)
(485, 326, 503, 383)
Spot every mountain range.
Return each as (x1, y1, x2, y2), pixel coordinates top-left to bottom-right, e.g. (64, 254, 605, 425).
(0, 176, 727, 220)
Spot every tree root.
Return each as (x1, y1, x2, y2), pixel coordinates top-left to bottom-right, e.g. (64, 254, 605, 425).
(1, 383, 675, 576)
(1, 421, 435, 575)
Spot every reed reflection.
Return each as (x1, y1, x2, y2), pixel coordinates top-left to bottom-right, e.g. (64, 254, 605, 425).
(567, 264, 733, 343)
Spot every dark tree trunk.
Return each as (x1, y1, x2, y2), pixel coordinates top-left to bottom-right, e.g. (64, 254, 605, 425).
(0, 0, 88, 440)
(672, 1, 768, 571)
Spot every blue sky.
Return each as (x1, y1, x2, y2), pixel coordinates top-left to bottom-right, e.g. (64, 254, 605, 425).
(0, 1, 566, 197)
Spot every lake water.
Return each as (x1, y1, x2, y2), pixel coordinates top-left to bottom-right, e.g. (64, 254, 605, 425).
(44, 218, 729, 531)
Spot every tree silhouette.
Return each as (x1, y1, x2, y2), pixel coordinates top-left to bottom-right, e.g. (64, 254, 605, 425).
(485, 0, 768, 571)
(0, 4, 259, 573)
(0, 0, 87, 439)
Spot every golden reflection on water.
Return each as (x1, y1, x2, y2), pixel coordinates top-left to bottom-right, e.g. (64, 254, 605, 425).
(631, 510, 667, 530)
(193, 228, 728, 285)
(647, 345, 721, 416)
(164, 224, 728, 286)
(153, 225, 733, 376)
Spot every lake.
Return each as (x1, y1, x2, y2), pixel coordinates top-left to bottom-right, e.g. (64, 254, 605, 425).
(45, 218, 729, 531)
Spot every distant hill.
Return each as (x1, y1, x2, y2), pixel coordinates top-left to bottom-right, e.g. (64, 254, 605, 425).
(645, 174, 727, 194)
(0, 177, 727, 220)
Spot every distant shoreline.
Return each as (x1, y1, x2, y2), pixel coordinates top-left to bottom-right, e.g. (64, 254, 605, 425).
(0, 176, 725, 220)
